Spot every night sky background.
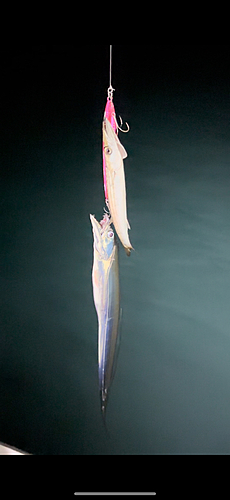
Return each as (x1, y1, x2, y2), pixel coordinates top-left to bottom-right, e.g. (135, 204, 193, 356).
(2, 45, 230, 458)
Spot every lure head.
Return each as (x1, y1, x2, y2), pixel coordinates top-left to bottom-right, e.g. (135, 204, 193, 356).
(103, 118, 128, 173)
(103, 103, 119, 199)
(104, 98, 117, 133)
(90, 214, 115, 261)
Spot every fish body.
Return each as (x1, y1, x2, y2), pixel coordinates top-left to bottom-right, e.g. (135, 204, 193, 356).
(103, 117, 133, 256)
(103, 99, 117, 200)
(90, 214, 120, 415)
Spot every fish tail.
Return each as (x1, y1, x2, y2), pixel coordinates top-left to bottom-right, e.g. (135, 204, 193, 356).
(100, 394, 111, 438)
(125, 244, 135, 257)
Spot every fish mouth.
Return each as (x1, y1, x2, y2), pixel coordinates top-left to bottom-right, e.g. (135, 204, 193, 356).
(90, 213, 111, 236)
(90, 214, 103, 255)
(90, 214, 101, 239)
(90, 214, 114, 259)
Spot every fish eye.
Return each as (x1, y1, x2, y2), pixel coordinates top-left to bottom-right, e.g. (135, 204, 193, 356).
(104, 147, 112, 155)
(108, 231, 114, 239)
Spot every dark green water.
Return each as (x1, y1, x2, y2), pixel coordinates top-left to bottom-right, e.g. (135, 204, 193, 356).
(1, 45, 230, 455)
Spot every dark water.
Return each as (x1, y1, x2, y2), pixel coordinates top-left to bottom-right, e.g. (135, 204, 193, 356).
(1, 45, 230, 455)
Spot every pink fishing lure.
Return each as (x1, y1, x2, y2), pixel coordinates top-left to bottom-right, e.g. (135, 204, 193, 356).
(103, 98, 117, 201)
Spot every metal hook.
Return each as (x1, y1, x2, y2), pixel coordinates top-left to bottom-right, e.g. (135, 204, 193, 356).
(116, 115, 130, 133)
(104, 203, 111, 217)
(104, 201, 113, 227)
(108, 86, 115, 101)
(118, 116, 130, 133)
(112, 113, 130, 133)
(100, 208, 113, 233)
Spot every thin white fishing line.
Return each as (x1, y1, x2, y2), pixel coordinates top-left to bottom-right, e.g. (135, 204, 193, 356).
(110, 45, 112, 88)
(108, 45, 115, 100)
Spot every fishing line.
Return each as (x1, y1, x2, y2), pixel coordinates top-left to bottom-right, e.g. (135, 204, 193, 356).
(108, 45, 115, 100)
(110, 44, 112, 88)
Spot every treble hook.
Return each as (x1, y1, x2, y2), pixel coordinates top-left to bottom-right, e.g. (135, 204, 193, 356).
(104, 202, 111, 217)
(115, 114, 130, 133)
(100, 204, 113, 232)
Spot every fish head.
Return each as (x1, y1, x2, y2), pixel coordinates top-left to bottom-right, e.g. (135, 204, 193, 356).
(103, 118, 128, 172)
(90, 214, 115, 261)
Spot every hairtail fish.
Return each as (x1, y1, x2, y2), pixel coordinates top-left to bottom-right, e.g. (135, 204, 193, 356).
(90, 213, 120, 418)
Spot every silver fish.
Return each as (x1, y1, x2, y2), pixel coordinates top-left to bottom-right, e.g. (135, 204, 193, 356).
(103, 118, 133, 256)
(90, 213, 120, 416)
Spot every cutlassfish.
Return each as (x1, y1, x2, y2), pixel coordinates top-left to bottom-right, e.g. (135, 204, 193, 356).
(90, 213, 120, 416)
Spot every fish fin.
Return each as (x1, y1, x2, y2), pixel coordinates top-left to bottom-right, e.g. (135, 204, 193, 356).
(104, 118, 128, 159)
(127, 219, 131, 230)
(115, 135, 128, 160)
